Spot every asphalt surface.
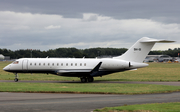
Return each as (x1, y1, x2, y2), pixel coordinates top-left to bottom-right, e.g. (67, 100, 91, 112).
(1, 80, 180, 112)
(0, 92, 180, 112)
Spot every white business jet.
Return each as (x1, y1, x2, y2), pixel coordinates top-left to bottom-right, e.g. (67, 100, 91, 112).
(3, 37, 174, 82)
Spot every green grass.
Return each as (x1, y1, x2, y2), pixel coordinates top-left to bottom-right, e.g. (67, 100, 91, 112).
(1, 62, 180, 82)
(0, 82, 180, 94)
(94, 102, 180, 112)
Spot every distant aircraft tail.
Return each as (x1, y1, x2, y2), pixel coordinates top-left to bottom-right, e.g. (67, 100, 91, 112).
(113, 37, 174, 63)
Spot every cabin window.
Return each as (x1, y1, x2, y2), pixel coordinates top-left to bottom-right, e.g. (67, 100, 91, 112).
(71, 63, 73, 66)
(84, 63, 86, 66)
(52, 63, 54, 66)
(61, 63, 63, 66)
(43, 63, 45, 66)
(30, 63, 32, 66)
(34, 63, 36, 66)
(39, 63, 41, 66)
(48, 63, 50, 66)
(80, 63, 82, 66)
(75, 63, 77, 66)
(13, 61, 19, 64)
(66, 63, 68, 66)
(57, 63, 59, 66)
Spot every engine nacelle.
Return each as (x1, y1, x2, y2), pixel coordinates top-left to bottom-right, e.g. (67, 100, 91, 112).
(101, 59, 130, 70)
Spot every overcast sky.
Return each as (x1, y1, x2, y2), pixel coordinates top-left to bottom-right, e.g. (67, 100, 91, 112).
(0, 0, 180, 51)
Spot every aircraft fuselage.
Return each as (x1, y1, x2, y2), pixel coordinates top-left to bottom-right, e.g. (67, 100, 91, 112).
(3, 58, 147, 77)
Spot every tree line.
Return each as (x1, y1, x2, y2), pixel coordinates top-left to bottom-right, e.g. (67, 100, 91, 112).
(0, 47, 180, 59)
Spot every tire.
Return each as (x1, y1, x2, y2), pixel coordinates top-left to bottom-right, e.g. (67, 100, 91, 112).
(81, 77, 87, 83)
(14, 78, 18, 82)
(87, 77, 94, 82)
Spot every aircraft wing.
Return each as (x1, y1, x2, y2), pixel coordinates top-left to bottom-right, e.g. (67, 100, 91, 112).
(56, 69, 91, 73)
(55, 62, 102, 77)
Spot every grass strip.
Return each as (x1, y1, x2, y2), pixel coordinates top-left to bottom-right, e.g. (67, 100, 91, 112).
(94, 102, 180, 112)
(0, 82, 180, 94)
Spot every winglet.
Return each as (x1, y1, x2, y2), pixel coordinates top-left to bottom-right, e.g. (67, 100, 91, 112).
(90, 62, 102, 76)
(91, 62, 102, 72)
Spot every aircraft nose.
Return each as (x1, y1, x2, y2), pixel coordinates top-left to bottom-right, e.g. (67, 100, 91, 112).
(3, 66, 9, 71)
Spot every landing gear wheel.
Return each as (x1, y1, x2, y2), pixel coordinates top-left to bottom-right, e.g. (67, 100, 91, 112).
(87, 77, 94, 82)
(14, 78, 18, 82)
(81, 77, 87, 83)
(14, 73, 18, 82)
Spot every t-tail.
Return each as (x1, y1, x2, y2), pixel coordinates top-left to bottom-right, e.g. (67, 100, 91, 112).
(113, 37, 175, 63)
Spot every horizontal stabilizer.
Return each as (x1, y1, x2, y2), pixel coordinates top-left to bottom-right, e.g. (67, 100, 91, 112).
(140, 37, 175, 43)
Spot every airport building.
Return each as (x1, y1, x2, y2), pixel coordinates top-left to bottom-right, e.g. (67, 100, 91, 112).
(144, 55, 173, 62)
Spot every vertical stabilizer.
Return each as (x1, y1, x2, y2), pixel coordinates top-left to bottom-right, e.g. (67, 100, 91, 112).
(113, 37, 174, 63)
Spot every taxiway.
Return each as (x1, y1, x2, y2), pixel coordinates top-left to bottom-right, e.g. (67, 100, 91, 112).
(0, 92, 180, 112)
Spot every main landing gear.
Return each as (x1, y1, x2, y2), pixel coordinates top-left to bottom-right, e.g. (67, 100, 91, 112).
(80, 77, 94, 83)
(14, 73, 18, 82)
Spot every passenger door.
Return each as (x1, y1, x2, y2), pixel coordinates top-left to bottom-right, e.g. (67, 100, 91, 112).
(22, 60, 28, 70)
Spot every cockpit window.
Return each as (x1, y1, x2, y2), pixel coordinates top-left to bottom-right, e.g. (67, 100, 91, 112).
(13, 61, 19, 64)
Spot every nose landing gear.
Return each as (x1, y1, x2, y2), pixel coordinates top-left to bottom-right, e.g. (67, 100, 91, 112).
(14, 73, 18, 82)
